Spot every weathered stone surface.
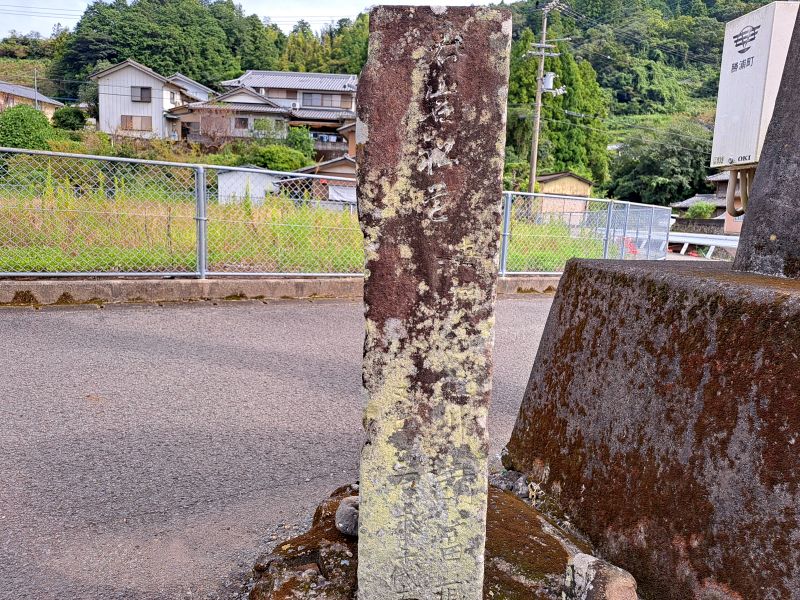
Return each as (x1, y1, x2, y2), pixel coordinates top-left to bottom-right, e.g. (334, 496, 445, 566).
(563, 554, 637, 600)
(504, 259, 800, 599)
(733, 16, 800, 277)
(249, 485, 593, 600)
(249, 484, 359, 600)
(356, 5, 511, 600)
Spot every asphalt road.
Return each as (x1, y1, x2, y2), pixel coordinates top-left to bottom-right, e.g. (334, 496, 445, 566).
(0, 296, 553, 600)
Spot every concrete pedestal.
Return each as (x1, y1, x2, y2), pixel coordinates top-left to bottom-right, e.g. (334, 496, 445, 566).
(504, 259, 800, 599)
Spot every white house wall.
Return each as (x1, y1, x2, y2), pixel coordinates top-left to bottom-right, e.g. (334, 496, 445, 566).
(98, 67, 182, 139)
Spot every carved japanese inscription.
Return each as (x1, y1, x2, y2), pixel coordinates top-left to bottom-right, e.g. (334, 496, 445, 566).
(355, 6, 512, 600)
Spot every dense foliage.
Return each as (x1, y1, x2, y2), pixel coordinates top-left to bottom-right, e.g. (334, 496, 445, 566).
(52, 106, 87, 130)
(241, 145, 311, 172)
(606, 122, 714, 206)
(0, 105, 57, 149)
(285, 126, 315, 161)
(686, 201, 716, 219)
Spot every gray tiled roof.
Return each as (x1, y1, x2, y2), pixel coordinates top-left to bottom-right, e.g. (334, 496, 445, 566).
(221, 71, 357, 92)
(671, 193, 725, 209)
(185, 101, 287, 114)
(707, 171, 731, 182)
(291, 108, 355, 121)
(168, 72, 214, 94)
(0, 81, 63, 107)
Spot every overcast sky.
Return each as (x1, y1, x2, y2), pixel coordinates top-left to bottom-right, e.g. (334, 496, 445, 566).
(12, 1, 494, 37)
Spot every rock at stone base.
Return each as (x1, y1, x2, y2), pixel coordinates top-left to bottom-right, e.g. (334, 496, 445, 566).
(333, 497, 358, 538)
(564, 554, 637, 600)
(249, 484, 594, 600)
(249, 484, 358, 600)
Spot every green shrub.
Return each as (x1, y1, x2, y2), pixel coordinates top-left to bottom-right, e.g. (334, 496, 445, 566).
(240, 144, 312, 172)
(285, 126, 315, 160)
(0, 104, 54, 149)
(685, 201, 716, 220)
(52, 106, 87, 131)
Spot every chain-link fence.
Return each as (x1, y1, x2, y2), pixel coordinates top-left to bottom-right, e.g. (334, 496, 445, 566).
(499, 192, 671, 274)
(0, 148, 671, 277)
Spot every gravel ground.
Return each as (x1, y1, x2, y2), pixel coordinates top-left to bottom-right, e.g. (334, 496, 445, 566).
(0, 295, 553, 600)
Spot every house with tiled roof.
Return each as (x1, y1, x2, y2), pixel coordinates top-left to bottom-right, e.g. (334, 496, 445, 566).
(219, 70, 357, 157)
(0, 81, 63, 119)
(91, 59, 213, 139)
(167, 86, 291, 143)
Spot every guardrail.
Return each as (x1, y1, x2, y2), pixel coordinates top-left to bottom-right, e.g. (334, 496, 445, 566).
(0, 147, 672, 278)
(668, 231, 739, 259)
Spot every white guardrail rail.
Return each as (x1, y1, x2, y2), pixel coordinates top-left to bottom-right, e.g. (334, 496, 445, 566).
(668, 231, 740, 259)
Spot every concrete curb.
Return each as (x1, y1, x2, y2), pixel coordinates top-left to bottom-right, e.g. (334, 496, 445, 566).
(0, 276, 559, 307)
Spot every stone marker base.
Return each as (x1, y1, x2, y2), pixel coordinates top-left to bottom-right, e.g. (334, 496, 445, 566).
(246, 482, 637, 600)
(504, 259, 800, 599)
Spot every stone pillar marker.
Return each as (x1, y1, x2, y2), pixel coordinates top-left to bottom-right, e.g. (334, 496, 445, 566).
(355, 6, 511, 600)
(733, 15, 800, 277)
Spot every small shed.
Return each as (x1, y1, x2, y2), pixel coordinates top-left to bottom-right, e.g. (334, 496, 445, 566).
(216, 167, 279, 206)
(536, 171, 594, 197)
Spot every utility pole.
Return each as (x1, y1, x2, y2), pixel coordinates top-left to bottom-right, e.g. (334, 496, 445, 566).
(34, 68, 40, 111)
(528, 0, 566, 193)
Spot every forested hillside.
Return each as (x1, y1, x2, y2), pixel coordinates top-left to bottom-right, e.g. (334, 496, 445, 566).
(0, 0, 775, 203)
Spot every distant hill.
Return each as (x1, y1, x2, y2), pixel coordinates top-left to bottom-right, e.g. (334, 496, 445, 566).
(0, 58, 58, 99)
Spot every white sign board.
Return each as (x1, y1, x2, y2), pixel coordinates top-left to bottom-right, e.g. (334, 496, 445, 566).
(710, 1, 799, 168)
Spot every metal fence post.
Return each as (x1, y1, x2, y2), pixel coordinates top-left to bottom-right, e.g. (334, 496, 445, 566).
(194, 166, 208, 279)
(645, 205, 655, 259)
(602, 200, 614, 259)
(498, 192, 513, 276)
(620, 202, 631, 259)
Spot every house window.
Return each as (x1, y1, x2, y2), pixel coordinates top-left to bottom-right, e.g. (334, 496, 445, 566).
(234, 117, 249, 130)
(170, 91, 176, 104)
(339, 95, 351, 109)
(302, 92, 336, 108)
(285, 90, 297, 100)
(131, 86, 152, 103)
(120, 115, 153, 131)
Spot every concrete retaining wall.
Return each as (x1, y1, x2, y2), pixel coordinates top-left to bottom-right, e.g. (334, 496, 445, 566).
(0, 275, 559, 306)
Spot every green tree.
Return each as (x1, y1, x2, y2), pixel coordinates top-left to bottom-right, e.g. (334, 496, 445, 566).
(242, 144, 312, 172)
(282, 21, 326, 72)
(0, 105, 55, 149)
(50, 0, 239, 94)
(685, 201, 715, 219)
(285, 126, 315, 160)
(506, 27, 611, 185)
(606, 123, 713, 206)
(207, 1, 284, 71)
(52, 106, 87, 130)
(329, 15, 369, 74)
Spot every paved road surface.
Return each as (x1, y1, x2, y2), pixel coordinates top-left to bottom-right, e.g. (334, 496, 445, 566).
(0, 296, 553, 600)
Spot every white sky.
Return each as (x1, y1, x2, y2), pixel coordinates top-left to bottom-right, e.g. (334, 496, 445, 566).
(10, 1, 495, 37)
